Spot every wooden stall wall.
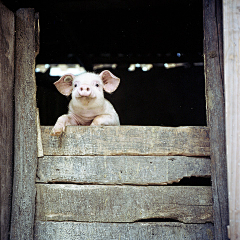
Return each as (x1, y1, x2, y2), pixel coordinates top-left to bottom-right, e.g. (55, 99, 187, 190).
(0, 1, 229, 239)
(0, 3, 15, 240)
(34, 1, 228, 239)
(34, 126, 214, 239)
(10, 9, 39, 240)
(204, 0, 229, 239)
(223, 0, 240, 239)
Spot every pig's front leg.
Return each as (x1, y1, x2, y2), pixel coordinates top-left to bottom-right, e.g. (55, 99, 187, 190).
(90, 114, 120, 126)
(51, 114, 78, 136)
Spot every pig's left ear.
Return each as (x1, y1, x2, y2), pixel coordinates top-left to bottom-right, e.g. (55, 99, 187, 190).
(54, 74, 75, 96)
(99, 70, 120, 93)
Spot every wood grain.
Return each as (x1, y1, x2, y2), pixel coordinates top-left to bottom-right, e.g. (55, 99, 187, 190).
(36, 156, 211, 185)
(34, 221, 214, 240)
(0, 3, 15, 240)
(41, 126, 210, 156)
(223, 0, 240, 238)
(203, 0, 229, 239)
(10, 9, 38, 240)
(36, 184, 213, 223)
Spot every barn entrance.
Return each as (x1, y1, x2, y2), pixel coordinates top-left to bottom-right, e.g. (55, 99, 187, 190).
(0, 1, 228, 239)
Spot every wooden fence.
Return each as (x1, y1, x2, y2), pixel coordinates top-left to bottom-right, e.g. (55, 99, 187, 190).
(34, 126, 213, 239)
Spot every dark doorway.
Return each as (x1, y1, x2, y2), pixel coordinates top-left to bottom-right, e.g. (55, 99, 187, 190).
(4, 0, 205, 126)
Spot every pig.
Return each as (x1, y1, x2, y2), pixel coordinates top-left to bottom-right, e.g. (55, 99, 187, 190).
(51, 70, 120, 136)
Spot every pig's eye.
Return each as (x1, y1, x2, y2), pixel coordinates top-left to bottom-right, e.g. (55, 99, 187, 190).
(74, 84, 77, 87)
(95, 83, 99, 87)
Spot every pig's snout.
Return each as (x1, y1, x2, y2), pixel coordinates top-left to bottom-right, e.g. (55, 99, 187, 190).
(78, 84, 92, 97)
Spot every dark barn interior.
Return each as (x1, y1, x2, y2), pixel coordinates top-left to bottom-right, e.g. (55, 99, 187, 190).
(3, 0, 205, 127)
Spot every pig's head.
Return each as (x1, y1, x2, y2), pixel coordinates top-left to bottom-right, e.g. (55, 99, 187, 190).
(54, 70, 120, 105)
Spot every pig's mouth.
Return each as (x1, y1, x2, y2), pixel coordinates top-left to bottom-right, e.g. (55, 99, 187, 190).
(76, 95, 96, 99)
(76, 96, 91, 105)
(75, 95, 96, 105)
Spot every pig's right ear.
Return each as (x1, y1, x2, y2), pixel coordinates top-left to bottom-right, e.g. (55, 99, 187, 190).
(54, 74, 75, 96)
(99, 70, 120, 93)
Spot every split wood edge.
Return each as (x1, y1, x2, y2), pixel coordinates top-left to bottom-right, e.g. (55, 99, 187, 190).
(36, 156, 211, 185)
(35, 184, 213, 224)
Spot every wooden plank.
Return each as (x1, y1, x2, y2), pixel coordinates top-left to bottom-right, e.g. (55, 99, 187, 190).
(0, 3, 15, 240)
(10, 9, 38, 240)
(37, 109, 44, 158)
(223, 0, 240, 238)
(34, 221, 214, 240)
(35, 12, 40, 57)
(203, 0, 229, 239)
(36, 185, 213, 223)
(41, 126, 210, 156)
(36, 156, 211, 185)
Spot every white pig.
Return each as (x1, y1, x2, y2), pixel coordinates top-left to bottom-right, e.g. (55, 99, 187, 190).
(51, 70, 120, 136)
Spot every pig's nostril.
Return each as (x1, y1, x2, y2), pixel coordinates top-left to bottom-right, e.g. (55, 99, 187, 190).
(80, 87, 90, 91)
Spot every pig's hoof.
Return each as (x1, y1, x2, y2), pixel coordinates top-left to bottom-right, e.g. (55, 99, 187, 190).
(50, 128, 63, 136)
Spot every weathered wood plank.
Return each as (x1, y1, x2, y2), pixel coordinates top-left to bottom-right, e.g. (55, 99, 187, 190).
(34, 221, 214, 240)
(203, 0, 229, 239)
(223, 0, 240, 238)
(0, 3, 15, 240)
(37, 109, 44, 158)
(41, 126, 210, 156)
(10, 9, 38, 240)
(36, 156, 211, 185)
(36, 185, 213, 223)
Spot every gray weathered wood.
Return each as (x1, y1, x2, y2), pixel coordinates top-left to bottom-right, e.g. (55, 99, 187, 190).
(35, 12, 40, 57)
(36, 184, 213, 223)
(203, 0, 229, 239)
(37, 156, 211, 185)
(10, 9, 38, 240)
(34, 221, 214, 240)
(0, 3, 15, 240)
(41, 126, 210, 156)
(223, 0, 240, 238)
(37, 109, 44, 158)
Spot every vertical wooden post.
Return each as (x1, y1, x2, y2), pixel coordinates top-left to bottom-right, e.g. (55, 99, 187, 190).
(203, 0, 229, 239)
(0, 3, 15, 240)
(223, 0, 240, 239)
(10, 9, 38, 240)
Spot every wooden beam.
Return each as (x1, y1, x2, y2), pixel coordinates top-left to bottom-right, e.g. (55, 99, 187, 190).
(0, 3, 15, 240)
(223, 0, 240, 238)
(41, 126, 210, 156)
(36, 184, 213, 223)
(10, 9, 38, 240)
(37, 109, 44, 158)
(36, 156, 211, 185)
(203, 0, 229, 239)
(34, 221, 214, 240)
